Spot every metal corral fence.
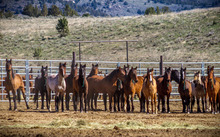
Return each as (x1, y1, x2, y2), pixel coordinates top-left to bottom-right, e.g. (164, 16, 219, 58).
(0, 59, 220, 103)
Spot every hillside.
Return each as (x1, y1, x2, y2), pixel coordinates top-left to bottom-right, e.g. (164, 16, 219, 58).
(0, 0, 220, 17)
(0, 8, 219, 62)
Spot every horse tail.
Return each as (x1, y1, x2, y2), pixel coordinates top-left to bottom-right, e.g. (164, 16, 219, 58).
(17, 89, 21, 103)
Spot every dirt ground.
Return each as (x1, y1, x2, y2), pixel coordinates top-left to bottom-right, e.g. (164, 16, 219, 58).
(0, 100, 220, 137)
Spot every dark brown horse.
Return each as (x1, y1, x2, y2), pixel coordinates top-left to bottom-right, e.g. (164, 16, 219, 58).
(47, 63, 66, 112)
(156, 67, 172, 113)
(34, 66, 48, 109)
(207, 66, 220, 114)
(4, 59, 29, 110)
(87, 67, 126, 112)
(65, 63, 78, 110)
(78, 64, 88, 113)
(178, 67, 192, 113)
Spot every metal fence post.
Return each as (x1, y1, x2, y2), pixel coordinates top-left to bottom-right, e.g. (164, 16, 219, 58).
(117, 62, 120, 67)
(139, 63, 141, 75)
(201, 62, 205, 76)
(50, 61, 52, 74)
(25, 60, 30, 104)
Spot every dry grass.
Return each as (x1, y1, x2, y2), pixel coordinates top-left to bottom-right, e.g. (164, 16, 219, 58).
(0, 8, 219, 62)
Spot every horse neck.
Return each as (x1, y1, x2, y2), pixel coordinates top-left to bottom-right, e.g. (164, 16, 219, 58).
(104, 70, 118, 84)
(7, 70, 14, 82)
(58, 73, 65, 84)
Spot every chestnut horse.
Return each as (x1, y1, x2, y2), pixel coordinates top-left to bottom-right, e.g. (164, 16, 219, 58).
(65, 63, 78, 110)
(191, 71, 206, 113)
(124, 67, 144, 112)
(156, 67, 172, 113)
(87, 67, 126, 112)
(34, 66, 48, 109)
(4, 59, 29, 110)
(207, 66, 220, 114)
(47, 63, 66, 112)
(178, 67, 192, 113)
(142, 68, 157, 114)
(78, 64, 88, 113)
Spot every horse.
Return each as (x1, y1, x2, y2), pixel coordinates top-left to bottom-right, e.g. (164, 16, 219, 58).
(124, 67, 145, 112)
(4, 59, 29, 110)
(142, 68, 157, 114)
(178, 67, 192, 113)
(171, 69, 180, 84)
(65, 63, 78, 110)
(87, 67, 126, 112)
(78, 64, 88, 113)
(207, 66, 220, 114)
(114, 65, 129, 112)
(47, 63, 66, 112)
(34, 66, 48, 110)
(156, 67, 172, 113)
(191, 71, 206, 113)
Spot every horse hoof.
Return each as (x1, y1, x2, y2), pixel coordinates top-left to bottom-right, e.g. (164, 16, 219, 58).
(27, 107, 30, 109)
(36, 108, 39, 110)
(187, 112, 190, 114)
(9, 108, 12, 111)
(14, 109, 17, 111)
(168, 111, 171, 114)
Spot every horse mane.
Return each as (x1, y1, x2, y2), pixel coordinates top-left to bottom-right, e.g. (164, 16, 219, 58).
(11, 68, 15, 79)
(105, 68, 119, 81)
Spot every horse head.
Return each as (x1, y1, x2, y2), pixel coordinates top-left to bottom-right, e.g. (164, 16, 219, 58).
(171, 69, 180, 84)
(41, 66, 48, 78)
(165, 67, 172, 83)
(91, 64, 99, 75)
(180, 67, 186, 81)
(193, 71, 202, 86)
(79, 64, 86, 78)
(116, 67, 126, 81)
(59, 62, 66, 77)
(123, 64, 130, 76)
(207, 66, 215, 84)
(128, 67, 138, 83)
(6, 59, 12, 72)
(146, 68, 154, 85)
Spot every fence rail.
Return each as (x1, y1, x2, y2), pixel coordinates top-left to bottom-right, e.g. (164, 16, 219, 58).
(1, 59, 220, 103)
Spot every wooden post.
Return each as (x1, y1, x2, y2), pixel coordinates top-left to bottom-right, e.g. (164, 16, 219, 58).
(126, 41, 128, 64)
(160, 56, 163, 75)
(79, 42, 81, 63)
(72, 52, 75, 67)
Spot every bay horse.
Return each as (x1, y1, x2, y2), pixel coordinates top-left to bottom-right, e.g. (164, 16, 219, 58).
(78, 64, 88, 113)
(65, 63, 78, 110)
(47, 63, 66, 112)
(178, 67, 192, 113)
(4, 59, 29, 110)
(142, 68, 157, 114)
(207, 66, 220, 114)
(123, 67, 144, 112)
(191, 71, 206, 113)
(34, 66, 48, 109)
(171, 69, 180, 84)
(87, 67, 126, 112)
(156, 67, 172, 113)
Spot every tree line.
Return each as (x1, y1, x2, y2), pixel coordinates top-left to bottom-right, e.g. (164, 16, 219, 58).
(144, 6, 170, 15)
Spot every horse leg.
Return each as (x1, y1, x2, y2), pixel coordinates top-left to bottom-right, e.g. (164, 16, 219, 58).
(186, 96, 190, 113)
(121, 91, 124, 111)
(7, 90, 12, 110)
(146, 96, 149, 114)
(73, 92, 78, 111)
(181, 96, 185, 113)
(103, 93, 107, 111)
(12, 89, 17, 111)
(80, 92, 83, 113)
(191, 96, 195, 113)
(61, 93, 64, 112)
(41, 91, 44, 109)
(151, 95, 154, 114)
(91, 93, 94, 110)
(109, 93, 113, 112)
(84, 92, 87, 113)
(20, 87, 29, 109)
(161, 95, 165, 113)
(45, 89, 49, 110)
(123, 94, 127, 112)
(117, 92, 120, 111)
(127, 95, 131, 112)
(114, 92, 117, 112)
(167, 94, 170, 113)
(154, 93, 157, 114)
(94, 93, 98, 110)
(202, 96, 205, 113)
(131, 93, 135, 112)
(197, 96, 201, 113)
(65, 91, 69, 110)
(35, 89, 39, 110)
(214, 94, 217, 114)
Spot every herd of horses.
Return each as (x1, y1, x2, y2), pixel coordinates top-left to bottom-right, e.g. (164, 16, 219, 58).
(2, 59, 220, 114)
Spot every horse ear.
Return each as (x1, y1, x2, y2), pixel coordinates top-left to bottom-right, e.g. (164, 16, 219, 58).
(63, 62, 66, 67)
(147, 68, 149, 72)
(211, 66, 214, 70)
(10, 59, 12, 63)
(75, 63, 78, 67)
(135, 67, 137, 70)
(95, 64, 98, 67)
(92, 64, 94, 67)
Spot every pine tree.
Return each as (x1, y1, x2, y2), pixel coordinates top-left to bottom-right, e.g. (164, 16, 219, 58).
(145, 7, 156, 15)
(56, 17, 69, 37)
(48, 5, 61, 16)
(156, 6, 160, 15)
(33, 5, 41, 17)
(22, 4, 34, 16)
(41, 4, 48, 16)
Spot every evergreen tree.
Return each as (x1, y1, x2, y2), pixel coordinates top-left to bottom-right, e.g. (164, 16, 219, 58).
(48, 5, 61, 16)
(41, 3, 48, 16)
(22, 4, 34, 16)
(33, 5, 41, 17)
(63, 4, 78, 16)
(156, 6, 160, 15)
(145, 7, 156, 15)
(162, 6, 170, 13)
(56, 17, 69, 37)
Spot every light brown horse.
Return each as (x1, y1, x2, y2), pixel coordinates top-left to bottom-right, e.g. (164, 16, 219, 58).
(47, 63, 66, 112)
(156, 67, 172, 113)
(87, 67, 126, 112)
(123, 67, 141, 112)
(4, 59, 29, 110)
(142, 68, 157, 114)
(207, 66, 220, 114)
(191, 71, 206, 113)
(178, 67, 192, 113)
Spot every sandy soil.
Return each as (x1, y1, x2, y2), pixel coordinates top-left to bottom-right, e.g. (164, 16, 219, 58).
(0, 101, 220, 137)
